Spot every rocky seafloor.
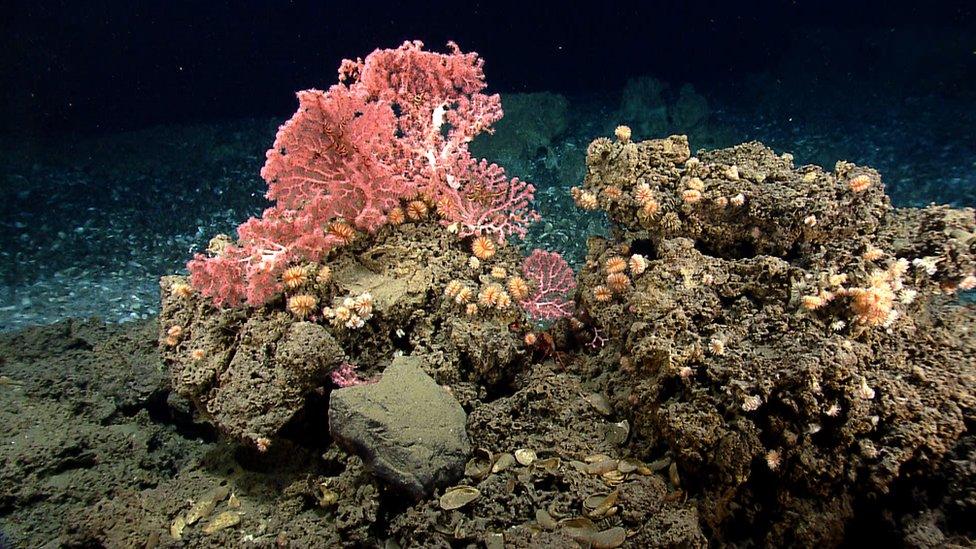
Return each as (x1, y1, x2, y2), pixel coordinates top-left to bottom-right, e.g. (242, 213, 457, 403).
(1, 128, 974, 548)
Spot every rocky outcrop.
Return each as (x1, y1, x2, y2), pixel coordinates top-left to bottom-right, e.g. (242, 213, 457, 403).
(573, 133, 976, 546)
(158, 221, 531, 448)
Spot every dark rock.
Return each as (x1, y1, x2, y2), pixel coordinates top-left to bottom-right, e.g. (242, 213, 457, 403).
(161, 306, 346, 446)
(328, 355, 470, 499)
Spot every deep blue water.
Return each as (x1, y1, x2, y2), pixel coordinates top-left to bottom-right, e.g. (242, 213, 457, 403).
(0, 0, 973, 329)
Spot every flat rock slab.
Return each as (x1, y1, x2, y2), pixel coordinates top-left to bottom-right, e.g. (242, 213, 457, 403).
(328, 355, 470, 499)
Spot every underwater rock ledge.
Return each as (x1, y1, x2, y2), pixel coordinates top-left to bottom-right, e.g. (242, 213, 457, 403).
(572, 132, 976, 546)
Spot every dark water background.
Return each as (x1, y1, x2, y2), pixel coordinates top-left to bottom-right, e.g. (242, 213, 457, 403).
(0, 0, 973, 330)
(3, 0, 974, 134)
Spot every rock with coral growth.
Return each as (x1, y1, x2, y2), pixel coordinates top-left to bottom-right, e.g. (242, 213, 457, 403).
(582, 135, 895, 256)
(328, 355, 470, 499)
(158, 285, 346, 446)
(574, 134, 976, 547)
(159, 215, 533, 447)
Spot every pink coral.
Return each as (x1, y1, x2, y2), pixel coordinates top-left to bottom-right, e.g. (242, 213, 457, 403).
(438, 157, 540, 241)
(260, 86, 406, 233)
(186, 251, 247, 308)
(519, 249, 577, 321)
(331, 362, 372, 388)
(188, 41, 537, 307)
(345, 40, 535, 241)
(189, 208, 347, 307)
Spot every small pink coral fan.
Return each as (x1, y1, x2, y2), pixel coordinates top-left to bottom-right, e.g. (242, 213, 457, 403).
(188, 40, 537, 307)
(438, 157, 540, 242)
(331, 362, 372, 388)
(519, 249, 577, 321)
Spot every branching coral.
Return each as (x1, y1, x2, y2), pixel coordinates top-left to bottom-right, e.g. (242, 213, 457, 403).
(188, 41, 538, 307)
(519, 249, 577, 321)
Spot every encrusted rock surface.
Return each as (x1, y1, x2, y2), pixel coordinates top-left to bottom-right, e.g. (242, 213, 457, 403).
(159, 220, 531, 447)
(573, 133, 976, 546)
(328, 355, 470, 499)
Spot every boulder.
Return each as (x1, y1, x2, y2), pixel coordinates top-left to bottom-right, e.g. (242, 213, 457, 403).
(328, 355, 470, 499)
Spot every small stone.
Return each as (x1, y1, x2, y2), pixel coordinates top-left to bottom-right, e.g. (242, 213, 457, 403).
(586, 393, 612, 416)
(202, 511, 241, 535)
(604, 420, 630, 445)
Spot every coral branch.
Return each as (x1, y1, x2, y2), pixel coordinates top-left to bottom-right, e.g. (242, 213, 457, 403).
(439, 157, 540, 241)
(188, 41, 538, 307)
(519, 249, 577, 321)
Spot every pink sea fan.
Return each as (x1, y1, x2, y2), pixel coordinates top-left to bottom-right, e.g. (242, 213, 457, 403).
(343, 40, 502, 197)
(190, 207, 345, 307)
(260, 85, 409, 233)
(520, 249, 577, 321)
(331, 362, 372, 388)
(187, 250, 248, 308)
(342, 40, 535, 241)
(438, 157, 540, 241)
(188, 41, 538, 307)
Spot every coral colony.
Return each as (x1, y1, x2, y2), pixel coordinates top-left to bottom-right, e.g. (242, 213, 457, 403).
(161, 41, 576, 447)
(187, 41, 547, 310)
(156, 40, 976, 546)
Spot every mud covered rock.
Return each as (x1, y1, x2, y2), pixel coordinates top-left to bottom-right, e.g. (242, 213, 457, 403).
(159, 295, 345, 446)
(577, 135, 892, 257)
(468, 364, 616, 456)
(0, 319, 205, 546)
(62, 441, 380, 548)
(443, 316, 523, 386)
(209, 319, 343, 445)
(329, 355, 470, 499)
